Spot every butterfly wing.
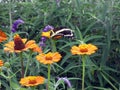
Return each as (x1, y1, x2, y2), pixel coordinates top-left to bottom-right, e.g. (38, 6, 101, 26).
(51, 27, 74, 39)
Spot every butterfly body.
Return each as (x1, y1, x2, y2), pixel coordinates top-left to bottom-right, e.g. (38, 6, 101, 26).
(51, 27, 74, 39)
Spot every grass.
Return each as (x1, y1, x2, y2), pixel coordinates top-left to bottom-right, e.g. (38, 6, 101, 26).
(0, 0, 120, 90)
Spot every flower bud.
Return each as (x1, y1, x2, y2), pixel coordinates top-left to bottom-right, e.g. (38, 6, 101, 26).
(4, 62, 10, 68)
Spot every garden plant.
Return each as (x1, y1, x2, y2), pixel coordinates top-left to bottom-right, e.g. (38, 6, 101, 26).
(0, 0, 120, 90)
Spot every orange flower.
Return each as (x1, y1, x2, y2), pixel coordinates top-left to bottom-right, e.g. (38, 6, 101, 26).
(32, 45, 42, 53)
(36, 52, 62, 64)
(0, 60, 4, 67)
(25, 40, 42, 53)
(4, 34, 38, 53)
(71, 44, 98, 55)
(19, 76, 45, 87)
(0, 30, 7, 43)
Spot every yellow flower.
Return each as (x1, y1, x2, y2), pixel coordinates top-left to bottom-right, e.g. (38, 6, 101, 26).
(71, 44, 98, 55)
(36, 52, 62, 64)
(25, 40, 42, 53)
(41, 31, 51, 38)
(19, 76, 45, 87)
(31, 44, 42, 53)
(0, 60, 4, 67)
(4, 34, 39, 53)
(0, 30, 7, 43)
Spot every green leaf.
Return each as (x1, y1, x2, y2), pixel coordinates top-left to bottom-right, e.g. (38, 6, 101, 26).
(84, 35, 104, 43)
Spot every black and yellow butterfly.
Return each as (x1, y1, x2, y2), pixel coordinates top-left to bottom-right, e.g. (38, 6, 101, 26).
(50, 27, 74, 39)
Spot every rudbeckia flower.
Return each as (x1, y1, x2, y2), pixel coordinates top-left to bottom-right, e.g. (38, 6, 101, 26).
(4, 34, 40, 53)
(19, 76, 45, 87)
(71, 44, 98, 55)
(0, 60, 4, 67)
(0, 30, 7, 43)
(36, 52, 62, 64)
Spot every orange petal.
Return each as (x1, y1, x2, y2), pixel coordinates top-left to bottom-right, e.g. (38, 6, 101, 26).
(0, 30, 7, 43)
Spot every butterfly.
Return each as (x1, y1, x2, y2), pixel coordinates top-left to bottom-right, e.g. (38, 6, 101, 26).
(0, 30, 7, 43)
(50, 27, 74, 39)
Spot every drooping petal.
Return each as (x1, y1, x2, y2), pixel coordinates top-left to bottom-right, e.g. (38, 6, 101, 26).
(32, 45, 42, 53)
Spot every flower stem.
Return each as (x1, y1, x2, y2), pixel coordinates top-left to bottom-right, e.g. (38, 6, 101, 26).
(47, 64, 51, 90)
(82, 56, 86, 90)
(31, 86, 35, 90)
(9, 0, 12, 31)
(50, 39, 56, 52)
(47, 39, 56, 90)
(20, 52, 24, 77)
(7, 69, 12, 90)
(24, 50, 32, 77)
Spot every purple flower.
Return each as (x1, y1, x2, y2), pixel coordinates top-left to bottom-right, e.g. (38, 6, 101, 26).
(57, 77, 72, 88)
(39, 37, 47, 47)
(39, 41, 46, 47)
(11, 19, 24, 33)
(39, 25, 54, 48)
(41, 37, 47, 42)
(43, 25, 54, 32)
(11, 28, 16, 33)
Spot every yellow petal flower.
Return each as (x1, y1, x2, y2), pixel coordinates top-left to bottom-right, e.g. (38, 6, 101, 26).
(19, 76, 45, 87)
(36, 52, 62, 64)
(71, 44, 98, 55)
(4, 34, 41, 53)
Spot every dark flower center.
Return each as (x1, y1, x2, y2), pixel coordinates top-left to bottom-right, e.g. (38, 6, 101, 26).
(45, 55, 52, 61)
(80, 48, 88, 52)
(29, 79, 37, 84)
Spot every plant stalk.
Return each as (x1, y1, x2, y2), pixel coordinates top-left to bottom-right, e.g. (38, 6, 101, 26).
(82, 56, 86, 90)
(31, 86, 35, 90)
(47, 64, 51, 90)
(50, 39, 56, 52)
(7, 69, 12, 90)
(20, 52, 24, 77)
(24, 50, 33, 77)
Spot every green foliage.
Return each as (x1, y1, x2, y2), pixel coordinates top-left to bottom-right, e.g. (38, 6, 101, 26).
(0, 0, 120, 90)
